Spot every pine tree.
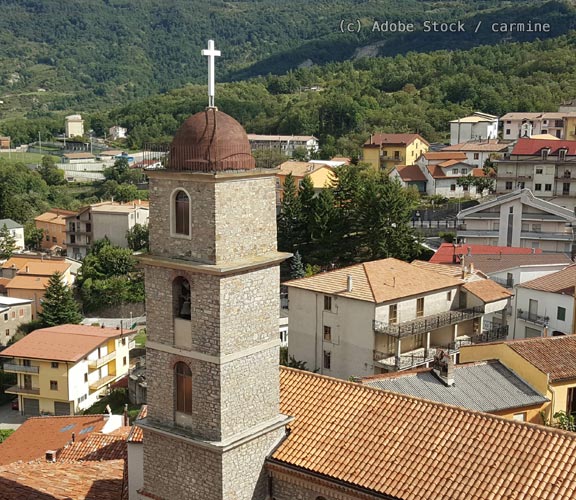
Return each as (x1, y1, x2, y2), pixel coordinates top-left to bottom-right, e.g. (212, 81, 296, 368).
(277, 173, 302, 252)
(39, 272, 82, 327)
(289, 251, 305, 279)
(0, 224, 17, 259)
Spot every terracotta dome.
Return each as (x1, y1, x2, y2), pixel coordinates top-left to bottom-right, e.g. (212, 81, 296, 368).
(167, 108, 255, 172)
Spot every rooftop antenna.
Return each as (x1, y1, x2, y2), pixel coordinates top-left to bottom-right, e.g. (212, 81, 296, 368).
(201, 40, 221, 108)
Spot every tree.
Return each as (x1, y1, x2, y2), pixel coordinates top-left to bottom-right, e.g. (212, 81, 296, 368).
(37, 155, 65, 186)
(24, 222, 44, 250)
(103, 157, 130, 182)
(289, 251, 305, 279)
(38, 272, 82, 327)
(0, 224, 17, 259)
(126, 223, 149, 252)
(277, 174, 302, 252)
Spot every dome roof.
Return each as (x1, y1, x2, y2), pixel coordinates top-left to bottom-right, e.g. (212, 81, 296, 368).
(168, 108, 255, 172)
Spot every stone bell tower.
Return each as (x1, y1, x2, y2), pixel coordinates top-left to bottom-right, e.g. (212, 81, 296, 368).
(138, 89, 291, 496)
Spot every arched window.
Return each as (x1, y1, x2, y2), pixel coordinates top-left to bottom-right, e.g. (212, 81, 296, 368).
(174, 190, 190, 235)
(175, 362, 192, 414)
(173, 277, 191, 320)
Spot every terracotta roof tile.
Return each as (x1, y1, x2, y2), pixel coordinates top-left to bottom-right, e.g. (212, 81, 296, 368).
(0, 415, 107, 466)
(518, 265, 576, 295)
(0, 324, 134, 362)
(273, 367, 576, 499)
(364, 133, 429, 146)
(128, 405, 147, 443)
(285, 258, 461, 303)
(395, 164, 427, 182)
(443, 141, 508, 152)
(507, 336, 576, 382)
(423, 151, 468, 161)
(4, 275, 50, 290)
(463, 279, 513, 303)
(512, 138, 576, 156)
(57, 429, 129, 462)
(16, 261, 71, 276)
(0, 459, 123, 499)
(430, 243, 542, 264)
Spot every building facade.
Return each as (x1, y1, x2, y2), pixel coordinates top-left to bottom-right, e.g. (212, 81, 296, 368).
(501, 111, 576, 140)
(0, 296, 32, 346)
(449, 112, 499, 145)
(363, 133, 429, 171)
(457, 189, 576, 254)
(0, 219, 24, 251)
(1, 324, 132, 416)
(247, 134, 319, 158)
(65, 114, 84, 138)
(34, 209, 77, 252)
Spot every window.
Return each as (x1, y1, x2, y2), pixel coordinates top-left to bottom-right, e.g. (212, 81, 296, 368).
(535, 168, 543, 174)
(545, 184, 552, 191)
(532, 224, 541, 232)
(46, 235, 50, 241)
(450, 184, 456, 191)
(52, 237, 57, 243)
(416, 297, 424, 318)
(461, 168, 467, 175)
(324, 296, 332, 311)
(505, 129, 511, 135)
(174, 190, 190, 235)
(541, 149, 549, 160)
(452, 168, 458, 175)
(517, 182, 525, 189)
(51, 362, 59, 369)
(175, 362, 192, 414)
(473, 153, 479, 160)
(86, 223, 92, 232)
(505, 181, 513, 190)
(84, 373, 88, 383)
(558, 307, 566, 322)
(50, 380, 58, 391)
(323, 350, 331, 370)
(446, 291, 452, 301)
(394, 150, 400, 160)
(11, 311, 15, 319)
(123, 356, 127, 366)
(567, 387, 576, 417)
(3, 313, 7, 321)
(23, 359, 30, 367)
(121, 338, 126, 346)
(323, 326, 332, 342)
(531, 241, 540, 249)
(513, 413, 526, 422)
(389, 304, 398, 324)
(559, 149, 567, 160)
(463, 184, 469, 191)
(5, 329, 9, 336)
(535, 183, 542, 191)
(70, 235, 76, 244)
(19, 309, 23, 317)
(173, 277, 191, 320)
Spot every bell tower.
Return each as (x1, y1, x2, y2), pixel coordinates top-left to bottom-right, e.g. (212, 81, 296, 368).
(138, 65, 290, 497)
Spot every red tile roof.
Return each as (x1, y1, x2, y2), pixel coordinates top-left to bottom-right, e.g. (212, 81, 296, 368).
(430, 243, 541, 264)
(512, 138, 576, 156)
(423, 151, 467, 161)
(462, 279, 513, 303)
(57, 427, 130, 462)
(518, 264, 576, 295)
(0, 324, 134, 362)
(128, 405, 147, 443)
(0, 415, 107, 466)
(273, 367, 576, 499)
(364, 133, 429, 146)
(394, 164, 426, 182)
(507, 335, 576, 382)
(0, 459, 124, 499)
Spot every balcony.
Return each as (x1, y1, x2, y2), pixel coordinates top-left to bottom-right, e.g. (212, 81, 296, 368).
(517, 310, 549, 326)
(6, 385, 40, 395)
(88, 351, 116, 370)
(380, 155, 404, 162)
(373, 307, 483, 338)
(89, 374, 117, 391)
(373, 325, 509, 371)
(519, 231, 574, 241)
(3, 363, 39, 374)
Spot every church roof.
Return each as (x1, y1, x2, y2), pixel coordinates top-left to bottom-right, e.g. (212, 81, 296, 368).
(273, 367, 576, 499)
(168, 107, 255, 172)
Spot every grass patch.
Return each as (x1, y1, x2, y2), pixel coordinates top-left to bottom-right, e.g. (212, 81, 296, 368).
(134, 329, 146, 347)
(0, 429, 14, 444)
(0, 152, 57, 164)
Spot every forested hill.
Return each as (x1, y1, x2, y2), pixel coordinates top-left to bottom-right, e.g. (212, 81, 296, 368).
(0, 0, 574, 117)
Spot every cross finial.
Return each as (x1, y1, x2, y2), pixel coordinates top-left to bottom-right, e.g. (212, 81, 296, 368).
(201, 39, 221, 108)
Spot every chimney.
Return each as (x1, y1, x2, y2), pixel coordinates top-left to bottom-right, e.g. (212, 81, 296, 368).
(25, 265, 29, 273)
(432, 350, 455, 386)
(467, 247, 472, 256)
(346, 275, 353, 292)
(123, 403, 129, 426)
(45, 450, 57, 462)
(72, 432, 75, 443)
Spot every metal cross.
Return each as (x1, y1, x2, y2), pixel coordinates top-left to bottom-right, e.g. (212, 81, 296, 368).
(201, 40, 221, 108)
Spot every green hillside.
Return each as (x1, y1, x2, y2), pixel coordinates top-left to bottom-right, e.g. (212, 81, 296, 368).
(0, 0, 573, 119)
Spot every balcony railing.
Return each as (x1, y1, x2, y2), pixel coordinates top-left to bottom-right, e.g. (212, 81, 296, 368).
(88, 351, 116, 370)
(6, 385, 40, 395)
(373, 307, 483, 338)
(517, 310, 549, 326)
(2, 363, 39, 374)
(373, 325, 509, 371)
(89, 374, 117, 391)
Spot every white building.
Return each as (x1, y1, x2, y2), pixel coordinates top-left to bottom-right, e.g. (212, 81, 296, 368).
(65, 200, 149, 260)
(442, 140, 508, 168)
(513, 265, 576, 339)
(449, 112, 499, 145)
(108, 125, 128, 140)
(286, 258, 510, 380)
(65, 114, 84, 139)
(0, 219, 24, 251)
(247, 134, 319, 157)
(457, 189, 576, 254)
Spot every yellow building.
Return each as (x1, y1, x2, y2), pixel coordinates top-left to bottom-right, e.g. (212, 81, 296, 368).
(276, 161, 335, 204)
(1, 324, 134, 416)
(460, 335, 576, 423)
(564, 115, 576, 141)
(363, 133, 429, 171)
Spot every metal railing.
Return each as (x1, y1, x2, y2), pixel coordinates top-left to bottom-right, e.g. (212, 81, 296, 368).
(373, 307, 484, 338)
(89, 374, 117, 391)
(517, 310, 549, 326)
(373, 325, 509, 371)
(3, 363, 39, 374)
